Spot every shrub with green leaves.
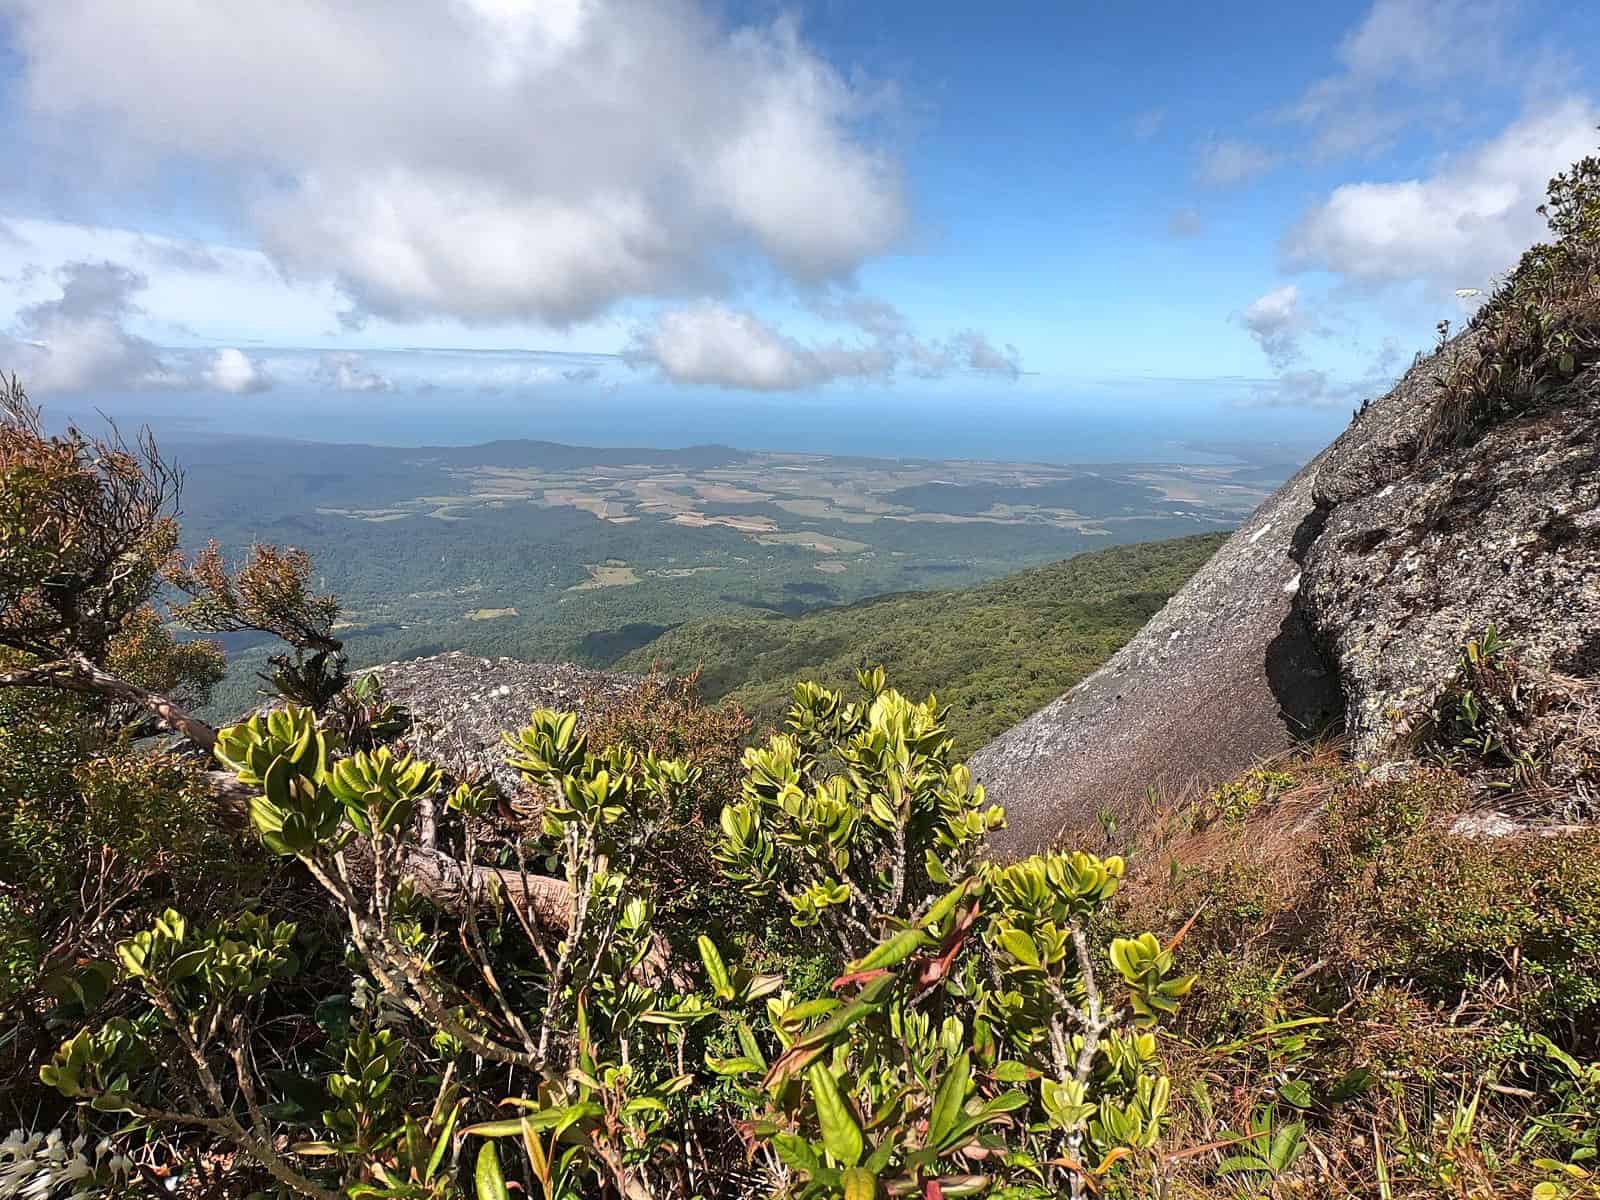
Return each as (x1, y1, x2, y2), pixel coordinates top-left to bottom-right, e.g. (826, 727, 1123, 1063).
(728, 856, 1193, 1199)
(0, 679, 244, 1014)
(716, 668, 1003, 955)
(706, 677, 1195, 1199)
(40, 670, 1194, 1200)
(1423, 145, 1600, 452)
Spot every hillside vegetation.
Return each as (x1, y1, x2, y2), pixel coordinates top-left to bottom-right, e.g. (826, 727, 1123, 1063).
(0, 148, 1596, 1200)
(621, 532, 1225, 752)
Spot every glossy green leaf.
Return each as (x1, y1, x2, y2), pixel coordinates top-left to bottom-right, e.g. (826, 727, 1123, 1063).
(808, 1061, 864, 1166)
(698, 935, 734, 1002)
(474, 1142, 510, 1200)
(927, 1052, 971, 1147)
(847, 926, 929, 974)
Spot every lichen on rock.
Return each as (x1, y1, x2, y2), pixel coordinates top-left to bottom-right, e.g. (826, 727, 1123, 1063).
(360, 651, 639, 798)
(1299, 362, 1600, 760)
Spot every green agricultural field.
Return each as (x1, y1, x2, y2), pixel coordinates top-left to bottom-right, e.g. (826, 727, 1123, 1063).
(168, 433, 1264, 716)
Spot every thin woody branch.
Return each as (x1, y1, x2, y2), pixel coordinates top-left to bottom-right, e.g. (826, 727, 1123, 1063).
(0, 655, 220, 749)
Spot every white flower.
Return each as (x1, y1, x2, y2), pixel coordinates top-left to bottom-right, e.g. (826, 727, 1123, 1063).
(0, 1125, 100, 1200)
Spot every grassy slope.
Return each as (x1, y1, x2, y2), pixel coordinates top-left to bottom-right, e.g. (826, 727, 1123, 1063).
(621, 532, 1227, 753)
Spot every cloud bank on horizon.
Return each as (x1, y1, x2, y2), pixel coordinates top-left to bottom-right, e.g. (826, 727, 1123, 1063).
(0, 0, 1594, 408)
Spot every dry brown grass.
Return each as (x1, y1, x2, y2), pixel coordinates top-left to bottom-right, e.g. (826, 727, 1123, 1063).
(1105, 736, 1600, 1200)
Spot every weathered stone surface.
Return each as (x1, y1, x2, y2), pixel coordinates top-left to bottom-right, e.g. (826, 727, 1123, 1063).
(364, 651, 639, 797)
(1300, 366, 1600, 758)
(972, 454, 1342, 859)
(1310, 338, 1474, 508)
(971, 338, 1600, 858)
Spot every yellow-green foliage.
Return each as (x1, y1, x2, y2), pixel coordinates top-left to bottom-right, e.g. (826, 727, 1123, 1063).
(38, 670, 1195, 1200)
(715, 669, 1002, 951)
(1193, 765, 1299, 830)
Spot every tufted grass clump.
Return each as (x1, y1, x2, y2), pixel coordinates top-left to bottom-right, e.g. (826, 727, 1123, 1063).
(1422, 146, 1600, 454)
(1119, 752, 1600, 1199)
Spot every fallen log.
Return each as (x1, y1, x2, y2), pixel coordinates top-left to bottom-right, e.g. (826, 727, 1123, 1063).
(206, 771, 573, 925)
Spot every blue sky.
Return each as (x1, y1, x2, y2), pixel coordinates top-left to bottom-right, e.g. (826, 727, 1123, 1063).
(0, 0, 1595, 452)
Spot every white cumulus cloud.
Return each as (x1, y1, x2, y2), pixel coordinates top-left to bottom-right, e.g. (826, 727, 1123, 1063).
(1285, 98, 1600, 292)
(631, 301, 1022, 391)
(203, 347, 271, 393)
(630, 304, 893, 392)
(0, 261, 172, 392)
(1238, 285, 1308, 370)
(0, 260, 286, 393)
(4, 0, 906, 328)
(317, 352, 392, 393)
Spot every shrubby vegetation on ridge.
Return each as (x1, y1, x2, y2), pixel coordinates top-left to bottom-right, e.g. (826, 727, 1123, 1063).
(2, 144, 1598, 1200)
(0, 386, 1199, 1196)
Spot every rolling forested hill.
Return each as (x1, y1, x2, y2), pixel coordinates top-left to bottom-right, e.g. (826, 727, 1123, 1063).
(620, 532, 1226, 752)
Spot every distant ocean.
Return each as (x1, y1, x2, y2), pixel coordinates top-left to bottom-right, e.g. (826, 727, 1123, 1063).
(56, 385, 1348, 467)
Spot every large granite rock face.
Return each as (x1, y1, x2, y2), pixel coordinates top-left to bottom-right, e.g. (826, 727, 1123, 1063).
(972, 342, 1600, 859)
(973, 456, 1342, 859)
(1300, 365, 1600, 758)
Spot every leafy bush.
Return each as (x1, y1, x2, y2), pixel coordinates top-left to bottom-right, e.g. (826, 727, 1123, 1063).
(715, 668, 1001, 955)
(31, 670, 1195, 1200)
(0, 681, 245, 1009)
(580, 670, 755, 943)
(1191, 766, 1299, 831)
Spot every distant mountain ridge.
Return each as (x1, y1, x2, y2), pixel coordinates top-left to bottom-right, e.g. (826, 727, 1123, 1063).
(415, 439, 750, 470)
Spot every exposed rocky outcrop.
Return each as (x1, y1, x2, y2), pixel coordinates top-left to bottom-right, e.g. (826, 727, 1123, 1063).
(1300, 364, 1600, 758)
(973, 456, 1341, 859)
(364, 651, 638, 797)
(972, 342, 1600, 858)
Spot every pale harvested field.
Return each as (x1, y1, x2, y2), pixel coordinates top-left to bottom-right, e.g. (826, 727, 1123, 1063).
(466, 607, 519, 620)
(757, 531, 870, 553)
(569, 564, 643, 590)
(670, 512, 778, 533)
(694, 483, 772, 503)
